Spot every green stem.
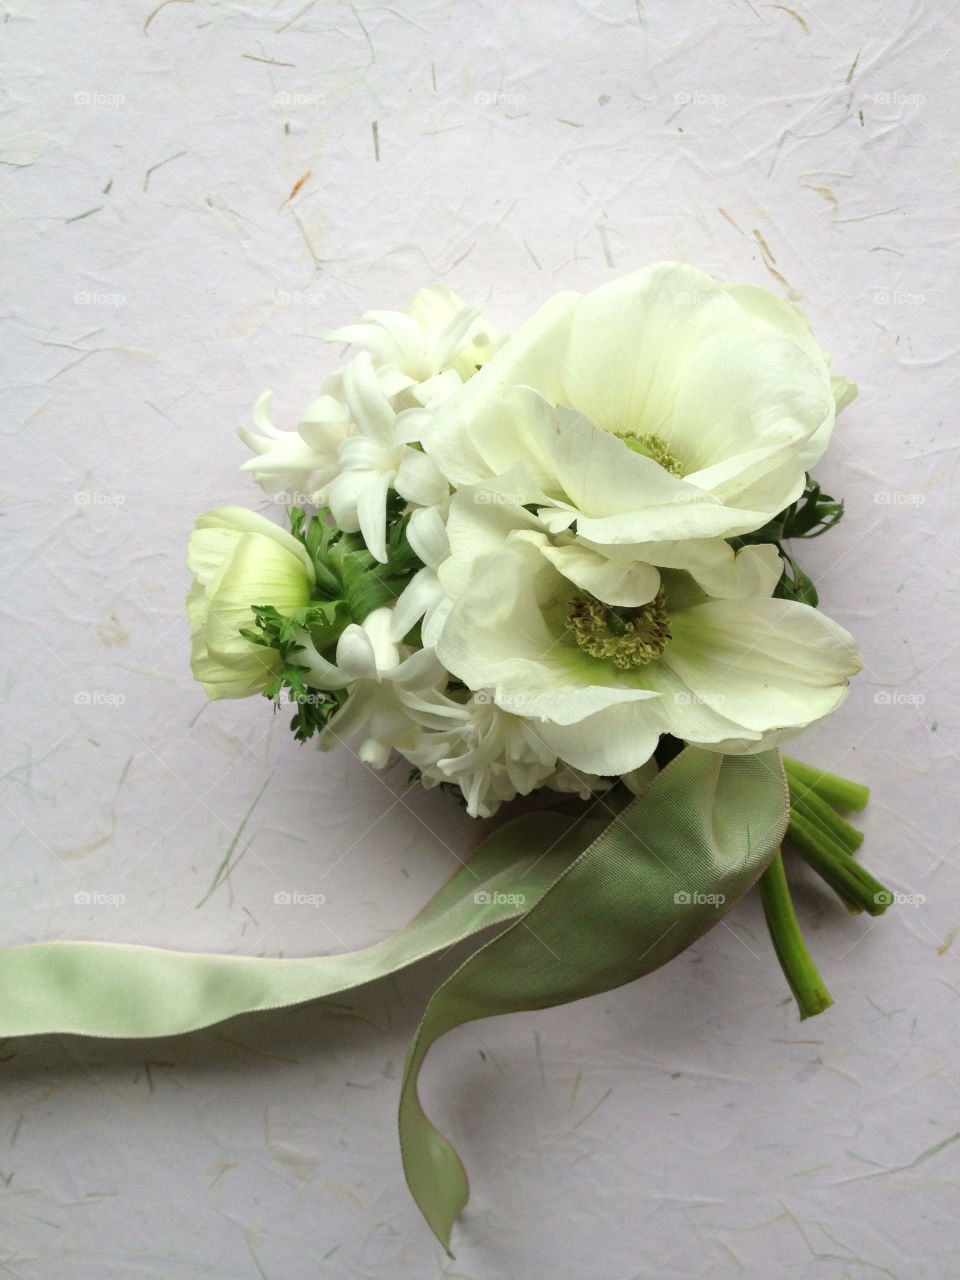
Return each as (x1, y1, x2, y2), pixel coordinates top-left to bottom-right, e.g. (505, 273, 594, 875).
(787, 783, 864, 854)
(782, 756, 869, 812)
(759, 851, 833, 1020)
(786, 811, 890, 916)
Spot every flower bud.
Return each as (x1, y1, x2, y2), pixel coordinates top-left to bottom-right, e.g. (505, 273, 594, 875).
(186, 507, 314, 699)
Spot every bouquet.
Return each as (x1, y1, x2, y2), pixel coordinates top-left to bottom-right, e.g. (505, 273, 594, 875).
(0, 263, 891, 1254)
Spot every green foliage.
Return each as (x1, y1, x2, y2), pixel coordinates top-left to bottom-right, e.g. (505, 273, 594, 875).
(238, 503, 423, 743)
(730, 476, 845, 607)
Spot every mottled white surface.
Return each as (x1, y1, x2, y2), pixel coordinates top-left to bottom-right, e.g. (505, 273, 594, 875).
(2, 1, 959, 1276)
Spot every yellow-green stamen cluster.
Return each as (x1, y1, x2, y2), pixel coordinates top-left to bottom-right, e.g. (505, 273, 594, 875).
(614, 430, 683, 477)
(566, 587, 671, 669)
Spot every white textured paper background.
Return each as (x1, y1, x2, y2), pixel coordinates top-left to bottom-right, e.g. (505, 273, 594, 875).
(2, 2, 959, 1276)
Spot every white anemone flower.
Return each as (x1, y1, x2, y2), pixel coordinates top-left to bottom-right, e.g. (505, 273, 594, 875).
(324, 284, 502, 409)
(436, 483, 784, 621)
(421, 263, 856, 548)
(294, 606, 447, 768)
(434, 524, 863, 777)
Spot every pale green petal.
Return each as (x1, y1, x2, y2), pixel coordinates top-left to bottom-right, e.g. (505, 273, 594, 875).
(531, 702, 663, 775)
(831, 374, 857, 414)
(538, 539, 661, 607)
(438, 490, 540, 603)
(558, 263, 749, 436)
(662, 333, 831, 483)
(419, 290, 580, 485)
(584, 538, 783, 601)
(205, 534, 311, 660)
(194, 507, 315, 584)
(186, 526, 242, 587)
(663, 597, 862, 735)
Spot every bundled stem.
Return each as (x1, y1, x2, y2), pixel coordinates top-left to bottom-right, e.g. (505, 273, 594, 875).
(781, 756, 869, 812)
(762, 757, 892, 1018)
(759, 852, 833, 1020)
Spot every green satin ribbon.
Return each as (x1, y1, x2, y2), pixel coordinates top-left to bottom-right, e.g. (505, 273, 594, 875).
(0, 808, 607, 1038)
(0, 746, 788, 1252)
(399, 747, 788, 1251)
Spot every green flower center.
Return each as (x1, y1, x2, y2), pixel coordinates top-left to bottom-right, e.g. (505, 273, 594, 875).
(612, 430, 683, 476)
(565, 588, 671, 670)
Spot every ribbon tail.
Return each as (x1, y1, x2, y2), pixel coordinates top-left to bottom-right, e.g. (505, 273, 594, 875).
(398, 747, 789, 1252)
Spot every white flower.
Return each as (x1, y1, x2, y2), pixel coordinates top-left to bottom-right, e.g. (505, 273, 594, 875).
(186, 508, 315, 700)
(433, 517, 863, 777)
(389, 501, 454, 647)
(295, 606, 446, 768)
(402, 692, 606, 819)
(325, 284, 502, 409)
(437, 481, 788, 619)
(421, 263, 855, 552)
(322, 354, 448, 563)
(238, 389, 352, 501)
